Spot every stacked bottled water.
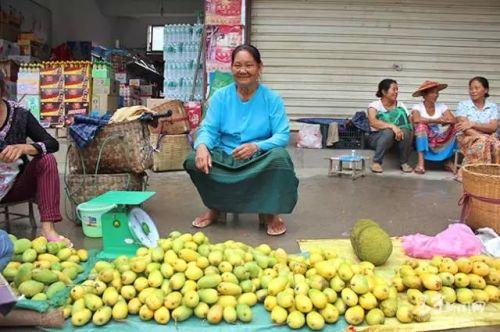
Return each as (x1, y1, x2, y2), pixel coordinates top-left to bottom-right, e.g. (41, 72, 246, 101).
(163, 24, 204, 101)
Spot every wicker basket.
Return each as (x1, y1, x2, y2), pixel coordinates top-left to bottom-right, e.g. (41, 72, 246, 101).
(151, 134, 192, 171)
(68, 119, 153, 174)
(65, 172, 147, 206)
(149, 100, 190, 135)
(462, 164, 500, 232)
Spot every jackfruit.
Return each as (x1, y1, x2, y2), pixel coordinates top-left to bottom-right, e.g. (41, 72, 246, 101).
(353, 225, 393, 266)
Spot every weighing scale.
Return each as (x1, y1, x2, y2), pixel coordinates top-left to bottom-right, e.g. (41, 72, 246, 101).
(88, 191, 158, 260)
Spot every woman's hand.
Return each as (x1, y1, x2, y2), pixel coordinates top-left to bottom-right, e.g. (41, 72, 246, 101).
(195, 144, 212, 174)
(390, 125, 404, 141)
(456, 118, 473, 132)
(232, 143, 259, 160)
(0, 144, 29, 163)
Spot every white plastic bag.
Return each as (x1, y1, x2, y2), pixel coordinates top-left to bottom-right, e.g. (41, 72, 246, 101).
(0, 160, 22, 201)
(297, 123, 322, 149)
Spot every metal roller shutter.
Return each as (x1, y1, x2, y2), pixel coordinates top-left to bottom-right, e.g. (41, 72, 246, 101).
(250, 0, 500, 119)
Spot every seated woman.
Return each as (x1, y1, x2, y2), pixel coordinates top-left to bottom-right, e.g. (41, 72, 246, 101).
(0, 72, 71, 246)
(455, 76, 499, 182)
(411, 81, 457, 174)
(184, 44, 298, 236)
(367, 79, 414, 173)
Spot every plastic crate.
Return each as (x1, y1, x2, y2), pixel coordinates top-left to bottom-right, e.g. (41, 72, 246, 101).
(317, 122, 365, 149)
(334, 125, 365, 149)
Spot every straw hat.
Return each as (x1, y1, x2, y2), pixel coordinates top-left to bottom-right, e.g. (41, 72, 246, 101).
(412, 80, 448, 97)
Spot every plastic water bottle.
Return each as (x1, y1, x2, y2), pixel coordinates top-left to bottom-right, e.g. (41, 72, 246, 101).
(351, 150, 356, 159)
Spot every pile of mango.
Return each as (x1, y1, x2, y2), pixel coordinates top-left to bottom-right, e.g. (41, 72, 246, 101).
(392, 256, 499, 323)
(1, 234, 88, 302)
(65, 231, 413, 329)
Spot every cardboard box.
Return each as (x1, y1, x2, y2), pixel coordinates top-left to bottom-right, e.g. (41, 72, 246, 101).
(40, 88, 64, 103)
(139, 84, 154, 96)
(91, 95, 119, 115)
(64, 62, 91, 76)
(17, 95, 41, 119)
(115, 72, 128, 84)
(92, 78, 117, 95)
(17, 39, 44, 58)
(129, 79, 146, 87)
(40, 74, 64, 89)
(41, 102, 65, 118)
(0, 39, 20, 58)
(17, 72, 40, 95)
(65, 102, 89, 116)
(64, 74, 90, 89)
(40, 63, 63, 76)
(64, 88, 90, 102)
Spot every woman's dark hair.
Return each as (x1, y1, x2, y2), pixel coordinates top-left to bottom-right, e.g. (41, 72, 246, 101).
(376, 79, 397, 98)
(469, 76, 490, 98)
(231, 44, 262, 65)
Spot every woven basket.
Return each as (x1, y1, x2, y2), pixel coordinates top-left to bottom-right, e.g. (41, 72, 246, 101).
(68, 119, 153, 174)
(151, 134, 192, 171)
(149, 100, 190, 135)
(65, 172, 147, 206)
(462, 164, 500, 232)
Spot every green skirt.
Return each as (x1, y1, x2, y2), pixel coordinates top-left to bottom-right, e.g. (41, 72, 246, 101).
(184, 147, 298, 214)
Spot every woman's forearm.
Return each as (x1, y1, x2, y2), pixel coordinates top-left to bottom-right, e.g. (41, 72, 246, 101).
(471, 122, 496, 134)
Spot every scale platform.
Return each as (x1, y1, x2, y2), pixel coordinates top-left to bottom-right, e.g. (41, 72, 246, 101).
(90, 191, 157, 260)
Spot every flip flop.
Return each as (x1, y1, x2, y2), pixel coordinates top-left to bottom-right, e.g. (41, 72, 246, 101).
(267, 217, 287, 236)
(192, 217, 216, 228)
(46, 235, 73, 248)
(414, 167, 426, 174)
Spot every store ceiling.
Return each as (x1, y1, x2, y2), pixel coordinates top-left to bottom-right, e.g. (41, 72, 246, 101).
(96, 0, 202, 18)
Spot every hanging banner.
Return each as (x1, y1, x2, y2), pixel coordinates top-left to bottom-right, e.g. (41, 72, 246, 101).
(206, 25, 243, 72)
(205, 0, 243, 25)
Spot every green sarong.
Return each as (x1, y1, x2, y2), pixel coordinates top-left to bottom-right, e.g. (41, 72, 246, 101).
(184, 147, 298, 214)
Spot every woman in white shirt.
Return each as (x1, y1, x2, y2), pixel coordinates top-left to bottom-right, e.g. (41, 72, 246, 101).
(411, 81, 456, 174)
(367, 79, 414, 173)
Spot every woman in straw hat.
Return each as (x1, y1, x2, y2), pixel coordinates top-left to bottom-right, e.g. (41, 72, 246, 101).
(411, 81, 456, 174)
(454, 76, 499, 182)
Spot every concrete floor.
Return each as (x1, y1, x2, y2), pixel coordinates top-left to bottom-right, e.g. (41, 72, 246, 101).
(3, 142, 464, 254)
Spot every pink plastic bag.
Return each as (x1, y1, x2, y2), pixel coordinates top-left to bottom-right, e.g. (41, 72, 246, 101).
(401, 223, 483, 259)
(297, 123, 322, 149)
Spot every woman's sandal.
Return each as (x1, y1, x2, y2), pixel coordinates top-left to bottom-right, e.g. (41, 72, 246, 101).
(266, 217, 287, 236)
(414, 167, 426, 175)
(46, 235, 73, 248)
(192, 210, 222, 228)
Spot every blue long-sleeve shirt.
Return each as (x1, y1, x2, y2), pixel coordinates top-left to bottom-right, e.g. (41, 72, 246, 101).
(194, 83, 290, 154)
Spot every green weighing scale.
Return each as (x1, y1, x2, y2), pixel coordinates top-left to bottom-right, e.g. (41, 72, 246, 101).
(88, 191, 159, 260)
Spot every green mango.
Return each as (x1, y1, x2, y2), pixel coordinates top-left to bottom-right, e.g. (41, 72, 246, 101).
(18, 280, 44, 298)
(32, 269, 59, 285)
(2, 267, 18, 282)
(14, 239, 32, 254)
(22, 249, 37, 263)
(46, 281, 67, 299)
(14, 264, 33, 287)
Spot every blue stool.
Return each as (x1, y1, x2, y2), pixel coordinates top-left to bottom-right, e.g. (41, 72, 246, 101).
(326, 155, 369, 180)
